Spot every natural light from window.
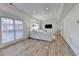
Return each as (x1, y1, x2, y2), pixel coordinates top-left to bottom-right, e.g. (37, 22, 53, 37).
(1, 17, 23, 44)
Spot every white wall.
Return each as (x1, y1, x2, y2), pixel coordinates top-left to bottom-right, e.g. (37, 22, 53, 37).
(28, 18, 40, 27)
(61, 4, 79, 55)
(42, 19, 58, 33)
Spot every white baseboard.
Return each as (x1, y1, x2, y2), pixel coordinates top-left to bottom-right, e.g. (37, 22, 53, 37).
(61, 33, 78, 56)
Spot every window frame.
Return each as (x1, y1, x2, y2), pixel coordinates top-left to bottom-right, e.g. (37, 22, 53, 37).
(0, 19, 2, 44)
(0, 16, 24, 44)
(14, 20, 24, 39)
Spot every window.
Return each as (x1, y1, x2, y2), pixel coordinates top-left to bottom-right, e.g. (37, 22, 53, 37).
(1, 18, 14, 43)
(15, 20, 23, 39)
(32, 23, 39, 30)
(1, 17, 23, 44)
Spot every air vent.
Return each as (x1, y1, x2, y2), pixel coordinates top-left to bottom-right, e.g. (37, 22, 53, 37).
(9, 3, 16, 7)
(9, 3, 13, 5)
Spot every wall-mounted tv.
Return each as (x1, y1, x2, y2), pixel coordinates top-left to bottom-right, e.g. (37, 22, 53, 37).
(45, 24, 52, 29)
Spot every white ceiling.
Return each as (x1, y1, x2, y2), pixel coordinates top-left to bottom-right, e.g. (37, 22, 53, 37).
(14, 3, 63, 21)
(8, 3, 76, 21)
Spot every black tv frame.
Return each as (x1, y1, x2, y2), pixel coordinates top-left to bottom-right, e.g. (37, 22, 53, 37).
(45, 24, 52, 29)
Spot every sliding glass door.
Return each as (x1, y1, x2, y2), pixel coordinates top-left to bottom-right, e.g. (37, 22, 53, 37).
(1, 18, 14, 43)
(1, 17, 24, 44)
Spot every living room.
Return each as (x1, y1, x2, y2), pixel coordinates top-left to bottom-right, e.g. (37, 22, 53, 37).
(0, 3, 79, 56)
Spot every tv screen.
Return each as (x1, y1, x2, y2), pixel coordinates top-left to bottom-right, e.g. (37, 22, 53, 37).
(45, 24, 52, 29)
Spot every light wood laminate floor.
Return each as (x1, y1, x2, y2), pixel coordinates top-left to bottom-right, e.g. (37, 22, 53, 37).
(0, 34, 76, 56)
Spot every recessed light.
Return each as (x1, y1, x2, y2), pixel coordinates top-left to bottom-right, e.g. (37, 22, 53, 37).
(46, 8, 49, 10)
